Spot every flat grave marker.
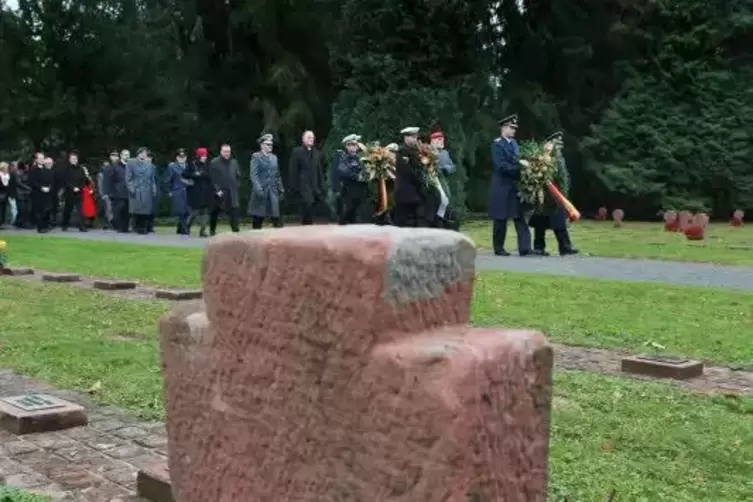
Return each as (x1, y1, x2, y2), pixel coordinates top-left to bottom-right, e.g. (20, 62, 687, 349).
(621, 354, 704, 380)
(0, 393, 87, 434)
(1, 266, 34, 276)
(155, 289, 203, 300)
(92, 279, 138, 290)
(137, 462, 174, 502)
(41, 272, 80, 283)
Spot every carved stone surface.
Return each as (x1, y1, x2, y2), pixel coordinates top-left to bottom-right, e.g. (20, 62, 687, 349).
(154, 289, 203, 300)
(160, 226, 554, 502)
(92, 279, 138, 290)
(0, 394, 87, 434)
(137, 462, 174, 502)
(41, 273, 80, 283)
(621, 355, 704, 380)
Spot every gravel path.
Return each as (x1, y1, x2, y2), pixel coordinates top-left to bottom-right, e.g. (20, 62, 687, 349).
(4, 227, 753, 290)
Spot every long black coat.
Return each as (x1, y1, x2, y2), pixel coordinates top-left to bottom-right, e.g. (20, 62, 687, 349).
(208, 156, 240, 208)
(183, 160, 214, 210)
(288, 146, 323, 204)
(104, 162, 129, 200)
(487, 137, 524, 220)
(394, 144, 427, 206)
(28, 166, 56, 211)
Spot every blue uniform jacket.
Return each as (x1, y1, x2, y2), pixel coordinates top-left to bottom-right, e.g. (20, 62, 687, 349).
(487, 137, 524, 220)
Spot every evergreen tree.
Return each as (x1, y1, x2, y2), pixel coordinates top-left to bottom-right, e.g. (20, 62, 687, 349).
(327, 0, 492, 218)
(582, 0, 753, 217)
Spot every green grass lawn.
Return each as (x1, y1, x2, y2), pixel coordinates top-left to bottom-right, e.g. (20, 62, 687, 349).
(0, 487, 49, 502)
(463, 219, 753, 265)
(1, 235, 752, 366)
(0, 279, 751, 501)
(5, 219, 753, 268)
(0, 234, 203, 287)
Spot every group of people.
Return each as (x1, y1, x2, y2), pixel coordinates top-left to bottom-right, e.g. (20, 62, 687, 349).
(0, 116, 578, 257)
(488, 114, 579, 257)
(0, 153, 98, 233)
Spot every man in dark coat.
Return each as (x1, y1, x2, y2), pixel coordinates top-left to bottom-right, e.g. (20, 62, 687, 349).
(529, 131, 580, 256)
(165, 148, 191, 234)
(28, 157, 55, 233)
(208, 143, 241, 235)
(104, 149, 131, 232)
(10, 162, 32, 228)
(336, 134, 369, 224)
(60, 151, 88, 232)
(393, 126, 429, 227)
(487, 114, 536, 256)
(289, 130, 329, 225)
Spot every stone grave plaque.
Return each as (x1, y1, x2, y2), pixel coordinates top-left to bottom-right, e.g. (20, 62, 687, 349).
(621, 354, 703, 380)
(42, 272, 80, 283)
(0, 393, 88, 434)
(2, 394, 66, 412)
(92, 279, 138, 291)
(137, 463, 174, 502)
(155, 289, 202, 300)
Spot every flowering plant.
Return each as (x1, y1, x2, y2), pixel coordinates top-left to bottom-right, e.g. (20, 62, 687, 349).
(0, 240, 7, 268)
(518, 140, 557, 210)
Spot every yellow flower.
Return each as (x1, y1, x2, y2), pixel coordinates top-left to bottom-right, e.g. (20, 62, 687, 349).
(0, 241, 6, 251)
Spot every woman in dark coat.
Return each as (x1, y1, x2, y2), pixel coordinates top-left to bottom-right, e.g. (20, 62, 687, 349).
(183, 147, 214, 237)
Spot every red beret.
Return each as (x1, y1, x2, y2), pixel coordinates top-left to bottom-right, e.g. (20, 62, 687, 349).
(195, 147, 208, 158)
(429, 131, 444, 140)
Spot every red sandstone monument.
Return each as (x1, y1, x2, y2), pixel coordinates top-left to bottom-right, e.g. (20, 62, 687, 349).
(159, 225, 554, 501)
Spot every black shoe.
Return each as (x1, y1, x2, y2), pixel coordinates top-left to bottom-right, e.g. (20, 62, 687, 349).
(519, 250, 542, 257)
(534, 249, 550, 257)
(61, 227, 68, 232)
(79, 227, 88, 232)
(494, 250, 511, 257)
(560, 248, 580, 256)
(199, 229, 208, 238)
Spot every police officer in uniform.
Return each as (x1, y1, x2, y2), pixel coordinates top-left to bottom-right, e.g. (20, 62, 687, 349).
(487, 114, 537, 256)
(530, 131, 580, 256)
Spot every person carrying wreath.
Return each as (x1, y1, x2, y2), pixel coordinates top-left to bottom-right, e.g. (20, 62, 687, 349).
(528, 131, 580, 256)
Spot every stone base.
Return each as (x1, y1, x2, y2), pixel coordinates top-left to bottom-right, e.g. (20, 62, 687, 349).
(137, 463, 174, 502)
(0, 394, 87, 435)
(155, 289, 202, 300)
(621, 355, 704, 380)
(1, 267, 34, 276)
(92, 279, 138, 290)
(41, 273, 80, 283)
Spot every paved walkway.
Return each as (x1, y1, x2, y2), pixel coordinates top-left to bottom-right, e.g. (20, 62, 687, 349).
(0, 370, 164, 501)
(5, 227, 753, 291)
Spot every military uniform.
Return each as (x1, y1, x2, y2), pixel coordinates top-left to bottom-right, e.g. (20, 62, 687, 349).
(393, 127, 429, 227)
(529, 132, 579, 256)
(336, 134, 369, 224)
(487, 115, 535, 256)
